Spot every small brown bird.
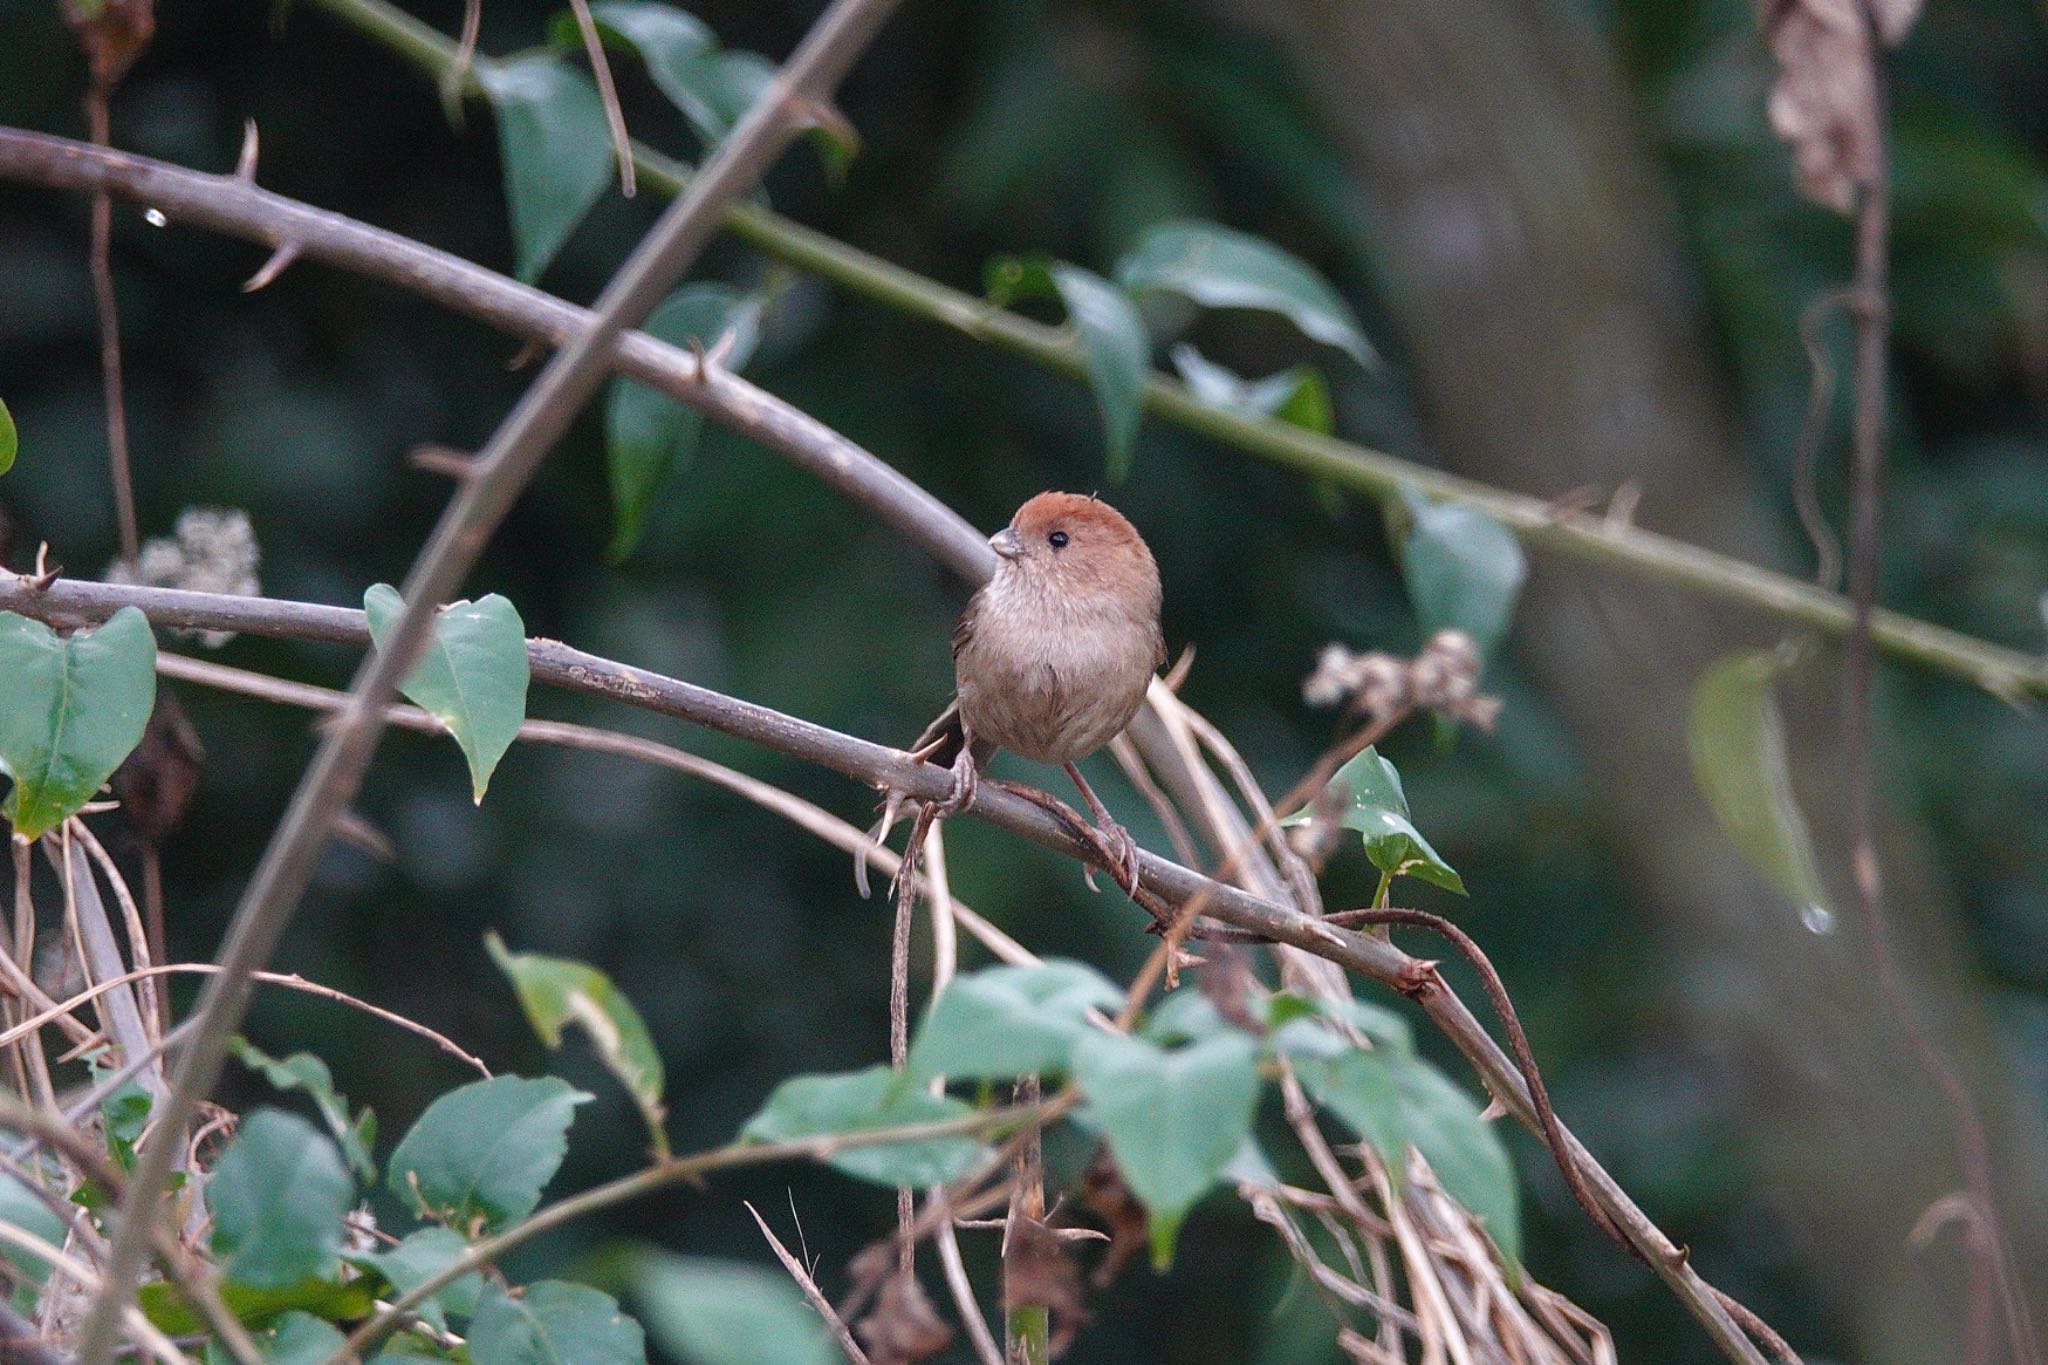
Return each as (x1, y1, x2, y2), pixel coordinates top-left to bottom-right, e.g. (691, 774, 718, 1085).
(886, 492, 1165, 891)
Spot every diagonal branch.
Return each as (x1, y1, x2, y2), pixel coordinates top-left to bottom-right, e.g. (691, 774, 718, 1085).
(322, 0, 2048, 702)
(65, 0, 909, 1353)
(0, 569, 1771, 1364)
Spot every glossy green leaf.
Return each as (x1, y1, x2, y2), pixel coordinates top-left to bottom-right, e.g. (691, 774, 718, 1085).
(478, 55, 613, 282)
(231, 1038, 376, 1182)
(740, 1066, 987, 1188)
(1169, 344, 1333, 434)
(1390, 1052, 1519, 1266)
(0, 396, 15, 475)
(1687, 649, 1830, 919)
(1052, 264, 1150, 476)
(631, 1251, 835, 1365)
(486, 932, 666, 1150)
(1295, 1047, 1408, 1185)
(1070, 1031, 1261, 1266)
(347, 1228, 481, 1332)
(1117, 219, 1374, 366)
(907, 959, 1121, 1082)
(1396, 490, 1526, 664)
(1311, 747, 1466, 895)
(208, 1110, 352, 1290)
(139, 1276, 376, 1334)
(577, 5, 852, 172)
(0, 608, 156, 841)
(0, 1171, 67, 1286)
(364, 584, 531, 803)
(605, 283, 762, 559)
(388, 1076, 592, 1232)
(470, 1280, 646, 1365)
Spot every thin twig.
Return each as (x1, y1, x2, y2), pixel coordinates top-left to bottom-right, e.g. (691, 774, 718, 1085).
(83, 83, 138, 566)
(1836, 11, 2040, 1362)
(745, 1201, 871, 1364)
(563, 0, 635, 196)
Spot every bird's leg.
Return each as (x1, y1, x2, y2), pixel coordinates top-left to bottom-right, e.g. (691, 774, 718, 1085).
(1065, 761, 1141, 898)
(931, 732, 978, 818)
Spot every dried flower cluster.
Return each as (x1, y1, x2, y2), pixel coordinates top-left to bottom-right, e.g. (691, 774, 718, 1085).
(1302, 628, 1502, 730)
(105, 506, 260, 647)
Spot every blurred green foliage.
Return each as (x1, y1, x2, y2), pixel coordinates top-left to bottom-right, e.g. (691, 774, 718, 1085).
(2, 0, 2046, 1359)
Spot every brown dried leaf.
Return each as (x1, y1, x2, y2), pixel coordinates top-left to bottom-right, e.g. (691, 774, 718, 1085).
(60, 0, 156, 84)
(1075, 1153, 1148, 1289)
(1757, 0, 1919, 213)
(1002, 1216, 1091, 1356)
(110, 690, 203, 845)
(854, 1269, 952, 1365)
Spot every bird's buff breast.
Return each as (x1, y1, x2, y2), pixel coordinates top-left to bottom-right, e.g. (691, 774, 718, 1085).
(955, 576, 1155, 765)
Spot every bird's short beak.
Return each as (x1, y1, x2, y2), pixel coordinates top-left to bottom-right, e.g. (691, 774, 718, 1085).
(989, 527, 1024, 560)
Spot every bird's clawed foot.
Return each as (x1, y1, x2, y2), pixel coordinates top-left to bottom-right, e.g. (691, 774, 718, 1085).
(932, 745, 978, 818)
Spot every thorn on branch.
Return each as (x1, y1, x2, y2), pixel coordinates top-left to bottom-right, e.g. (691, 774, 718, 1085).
(409, 444, 480, 480)
(234, 119, 259, 182)
(241, 240, 299, 293)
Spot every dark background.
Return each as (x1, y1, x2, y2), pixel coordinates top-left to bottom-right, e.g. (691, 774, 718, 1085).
(2, 0, 2046, 1359)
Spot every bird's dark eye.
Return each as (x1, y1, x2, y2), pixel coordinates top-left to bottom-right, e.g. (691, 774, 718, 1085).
(1048, 530, 1069, 549)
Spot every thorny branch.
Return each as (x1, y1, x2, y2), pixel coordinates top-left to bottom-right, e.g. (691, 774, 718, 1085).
(1, 568, 1778, 1365)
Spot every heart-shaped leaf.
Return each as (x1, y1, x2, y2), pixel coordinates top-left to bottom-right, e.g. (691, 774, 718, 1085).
(0, 1171, 68, 1287)
(0, 608, 156, 841)
(1117, 220, 1374, 366)
(208, 1110, 352, 1290)
(470, 1280, 646, 1365)
(740, 1066, 987, 1188)
(907, 959, 1121, 1082)
(1396, 490, 1526, 664)
(346, 1227, 481, 1332)
(1295, 1046, 1408, 1185)
(364, 584, 530, 803)
(1308, 747, 1465, 895)
(487, 932, 667, 1153)
(605, 283, 762, 560)
(1070, 1031, 1261, 1266)
(1687, 649, 1830, 922)
(250, 1311, 346, 1365)
(988, 256, 1151, 478)
(478, 55, 613, 282)
(388, 1076, 591, 1232)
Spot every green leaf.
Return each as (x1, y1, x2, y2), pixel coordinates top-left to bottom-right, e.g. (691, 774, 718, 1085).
(0, 608, 157, 841)
(1168, 344, 1333, 435)
(254, 1311, 346, 1365)
(739, 1066, 988, 1188)
(630, 1251, 835, 1365)
(470, 1280, 646, 1365)
(0, 1170, 67, 1286)
(230, 1039, 377, 1182)
(139, 1276, 376, 1334)
(1687, 649, 1830, 919)
(486, 932, 667, 1152)
(387, 1076, 591, 1232)
(364, 584, 531, 803)
(1295, 1047, 1408, 1185)
(478, 55, 613, 282)
(1389, 1052, 1519, 1266)
(1069, 1031, 1261, 1266)
(347, 1228, 481, 1333)
(1310, 747, 1465, 895)
(1261, 993, 1414, 1059)
(1396, 490, 1526, 664)
(1139, 989, 1229, 1046)
(1052, 264, 1150, 477)
(577, 5, 852, 172)
(1117, 219, 1374, 366)
(605, 283, 762, 559)
(907, 959, 1121, 1082)
(0, 396, 15, 475)
(208, 1110, 352, 1290)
